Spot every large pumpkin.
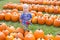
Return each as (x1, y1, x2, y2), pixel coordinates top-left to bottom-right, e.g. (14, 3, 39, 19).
(54, 18, 60, 27)
(54, 34, 60, 40)
(15, 27, 24, 34)
(24, 34, 35, 40)
(38, 16, 45, 25)
(34, 29, 45, 39)
(0, 12, 5, 20)
(11, 12, 19, 22)
(45, 34, 54, 40)
(31, 16, 38, 24)
(5, 12, 11, 21)
(0, 32, 5, 40)
(46, 17, 54, 25)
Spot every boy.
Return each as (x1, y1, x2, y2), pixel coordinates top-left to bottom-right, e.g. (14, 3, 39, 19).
(20, 4, 32, 30)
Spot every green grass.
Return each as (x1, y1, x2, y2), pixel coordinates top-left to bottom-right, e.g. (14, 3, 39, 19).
(0, 0, 60, 36)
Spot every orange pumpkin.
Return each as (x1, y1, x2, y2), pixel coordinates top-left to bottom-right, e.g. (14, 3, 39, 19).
(0, 23, 7, 31)
(58, 7, 60, 13)
(7, 26, 15, 33)
(3, 5, 8, 9)
(11, 12, 19, 22)
(46, 17, 54, 25)
(38, 5, 45, 12)
(14, 32, 24, 40)
(24, 30, 33, 36)
(43, 0, 47, 5)
(37, 12, 43, 16)
(0, 13, 5, 20)
(45, 6, 49, 13)
(5, 12, 11, 21)
(31, 13, 35, 18)
(6, 34, 14, 40)
(11, 9, 18, 13)
(45, 34, 54, 40)
(2, 30, 9, 36)
(54, 18, 60, 27)
(34, 29, 45, 39)
(15, 27, 24, 34)
(31, 10, 37, 16)
(24, 34, 35, 40)
(54, 6, 59, 14)
(38, 16, 45, 25)
(54, 34, 60, 40)
(10, 32, 16, 37)
(51, 1, 56, 5)
(49, 6, 54, 13)
(38, 0, 43, 4)
(31, 16, 38, 24)
(0, 32, 5, 40)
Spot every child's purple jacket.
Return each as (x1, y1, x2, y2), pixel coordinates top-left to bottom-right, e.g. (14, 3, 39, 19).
(20, 12, 32, 25)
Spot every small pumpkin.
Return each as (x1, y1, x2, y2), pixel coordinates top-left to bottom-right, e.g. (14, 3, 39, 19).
(31, 16, 38, 24)
(5, 12, 11, 21)
(34, 29, 45, 39)
(15, 27, 24, 34)
(0, 32, 5, 40)
(54, 33, 60, 40)
(24, 34, 35, 40)
(38, 16, 45, 25)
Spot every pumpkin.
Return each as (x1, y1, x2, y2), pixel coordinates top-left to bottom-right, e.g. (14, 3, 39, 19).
(38, 0, 43, 4)
(45, 6, 49, 13)
(5, 12, 11, 21)
(38, 5, 45, 12)
(31, 16, 38, 24)
(51, 1, 56, 5)
(0, 23, 7, 31)
(34, 29, 45, 39)
(24, 30, 33, 36)
(10, 32, 16, 37)
(46, 17, 54, 25)
(45, 34, 54, 40)
(14, 32, 24, 40)
(13, 37, 22, 40)
(43, 0, 47, 5)
(29, 5, 32, 11)
(11, 9, 18, 13)
(54, 18, 60, 27)
(15, 27, 24, 34)
(11, 12, 19, 22)
(2, 30, 9, 36)
(31, 13, 35, 18)
(24, 34, 35, 40)
(37, 12, 43, 16)
(3, 5, 8, 9)
(38, 16, 45, 25)
(0, 32, 5, 40)
(58, 7, 60, 13)
(54, 6, 59, 14)
(54, 34, 60, 40)
(6, 34, 14, 40)
(50, 15, 57, 21)
(49, 6, 54, 13)
(0, 12, 5, 20)
(31, 10, 37, 16)
(37, 38, 45, 40)
(7, 26, 15, 33)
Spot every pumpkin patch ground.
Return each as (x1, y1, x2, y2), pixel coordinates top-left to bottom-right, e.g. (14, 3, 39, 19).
(0, 0, 60, 37)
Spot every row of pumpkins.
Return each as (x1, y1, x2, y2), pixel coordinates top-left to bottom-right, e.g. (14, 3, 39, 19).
(20, 0, 60, 5)
(3, 3, 60, 14)
(0, 9, 60, 27)
(0, 23, 60, 40)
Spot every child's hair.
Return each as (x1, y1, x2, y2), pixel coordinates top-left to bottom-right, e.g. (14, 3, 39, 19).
(23, 4, 29, 9)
